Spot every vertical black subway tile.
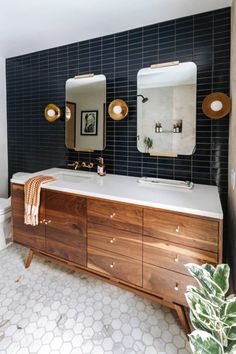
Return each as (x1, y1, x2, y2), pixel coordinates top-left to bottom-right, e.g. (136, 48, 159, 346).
(6, 8, 230, 213)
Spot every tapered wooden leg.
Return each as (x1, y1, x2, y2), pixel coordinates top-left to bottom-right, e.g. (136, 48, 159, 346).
(174, 304, 191, 337)
(25, 249, 34, 268)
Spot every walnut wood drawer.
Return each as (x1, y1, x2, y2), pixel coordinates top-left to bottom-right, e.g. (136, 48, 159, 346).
(143, 209, 219, 253)
(11, 184, 46, 251)
(87, 246, 142, 287)
(143, 236, 218, 276)
(88, 223, 142, 261)
(45, 191, 87, 266)
(87, 199, 142, 234)
(143, 263, 198, 306)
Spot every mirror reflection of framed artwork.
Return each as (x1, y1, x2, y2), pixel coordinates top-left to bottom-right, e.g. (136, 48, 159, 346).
(81, 110, 98, 136)
(65, 74, 106, 150)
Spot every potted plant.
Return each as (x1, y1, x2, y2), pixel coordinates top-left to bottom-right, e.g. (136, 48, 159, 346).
(185, 263, 236, 354)
(143, 137, 153, 153)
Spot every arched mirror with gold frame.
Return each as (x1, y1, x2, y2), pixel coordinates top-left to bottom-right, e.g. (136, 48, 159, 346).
(137, 61, 197, 156)
(65, 74, 106, 151)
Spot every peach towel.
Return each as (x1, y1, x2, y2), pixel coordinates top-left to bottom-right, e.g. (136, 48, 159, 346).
(24, 175, 55, 226)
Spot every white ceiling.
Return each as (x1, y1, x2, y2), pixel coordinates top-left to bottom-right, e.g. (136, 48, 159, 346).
(0, 0, 232, 58)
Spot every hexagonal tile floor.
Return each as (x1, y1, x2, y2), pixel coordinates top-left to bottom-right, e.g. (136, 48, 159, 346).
(0, 244, 191, 354)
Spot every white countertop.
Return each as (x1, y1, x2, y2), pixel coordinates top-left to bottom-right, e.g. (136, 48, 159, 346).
(11, 168, 223, 219)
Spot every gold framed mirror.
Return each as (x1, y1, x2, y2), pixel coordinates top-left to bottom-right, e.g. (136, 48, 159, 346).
(108, 99, 128, 121)
(65, 74, 106, 151)
(137, 62, 197, 156)
(202, 92, 231, 119)
(44, 103, 61, 122)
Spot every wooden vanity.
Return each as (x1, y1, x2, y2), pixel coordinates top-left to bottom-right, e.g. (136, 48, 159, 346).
(11, 176, 223, 335)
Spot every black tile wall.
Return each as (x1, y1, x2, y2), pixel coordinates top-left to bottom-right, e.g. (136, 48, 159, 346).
(6, 8, 230, 210)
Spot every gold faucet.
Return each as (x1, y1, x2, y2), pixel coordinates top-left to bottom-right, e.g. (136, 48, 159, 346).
(67, 161, 94, 170)
(67, 161, 80, 170)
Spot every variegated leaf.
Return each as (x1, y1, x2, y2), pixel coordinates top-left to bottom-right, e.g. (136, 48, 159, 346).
(202, 263, 216, 277)
(185, 263, 223, 296)
(213, 264, 230, 294)
(225, 298, 236, 317)
(189, 330, 224, 354)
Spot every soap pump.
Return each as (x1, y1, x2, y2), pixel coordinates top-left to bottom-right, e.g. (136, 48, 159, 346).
(97, 157, 106, 176)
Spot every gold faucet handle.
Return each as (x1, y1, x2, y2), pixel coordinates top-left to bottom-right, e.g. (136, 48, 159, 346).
(81, 162, 94, 169)
(67, 161, 80, 169)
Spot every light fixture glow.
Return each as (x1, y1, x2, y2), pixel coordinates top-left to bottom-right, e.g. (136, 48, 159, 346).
(210, 100, 223, 112)
(47, 109, 56, 117)
(113, 105, 122, 114)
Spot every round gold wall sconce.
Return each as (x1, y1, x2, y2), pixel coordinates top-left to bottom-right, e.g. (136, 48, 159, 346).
(202, 92, 231, 119)
(108, 99, 128, 121)
(44, 103, 61, 122)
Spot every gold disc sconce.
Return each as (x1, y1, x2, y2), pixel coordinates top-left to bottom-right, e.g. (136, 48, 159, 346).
(44, 103, 61, 122)
(202, 92, 231, 119)
(108, 99, 128, 121)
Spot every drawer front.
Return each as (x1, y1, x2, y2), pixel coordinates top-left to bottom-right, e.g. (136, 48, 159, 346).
(143, 209, 219, 253)
(88, 223, 142, 261)
(143, 236, 218, 276)
(45, 191, 87, 266)
(88, 246, 142, 287)
(87, 199, 142, 234)
(143, 263, 198, 306)
(11, 184, 46, 251)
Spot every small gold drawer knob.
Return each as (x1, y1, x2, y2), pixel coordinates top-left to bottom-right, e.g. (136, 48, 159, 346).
(175, 226, 180, 233)
(110, 212, 116, 219)
(47, 220, 52, 224)
(174, 283, 179, 291)
(174, 256, 179, 263)
(110, 262, 115, 268)
(110, 238, 116, 244)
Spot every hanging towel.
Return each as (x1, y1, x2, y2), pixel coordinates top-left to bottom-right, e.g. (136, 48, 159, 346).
(24, 175, 55, 226)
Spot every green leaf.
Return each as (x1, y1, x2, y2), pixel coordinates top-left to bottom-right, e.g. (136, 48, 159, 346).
(190, 311, 211, 332)
(227, 324, 236, 341)
(186, 290, 217, 319)
(226, 342, 236, 353)
(185, 263, 223, 296)
(225, 298, 236, 317)
(186, 263, 235, 353)
(189, 330, 224, 354)
(202, 263, 216, 277)
(186, 285, 221, 309)
(186, 293, 217, 331)
(213, 264, 230, 294)
(209, 295, 225, 308)
(221, 302, 227, 317)
(186, 285, 211, 304)
(222, 316, 236, 327)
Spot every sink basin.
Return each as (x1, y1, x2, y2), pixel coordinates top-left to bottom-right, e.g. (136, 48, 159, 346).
(54, 171, 93, 183)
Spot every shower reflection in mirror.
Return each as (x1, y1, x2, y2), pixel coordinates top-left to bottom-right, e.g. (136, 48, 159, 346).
(137, 62, 197, 156)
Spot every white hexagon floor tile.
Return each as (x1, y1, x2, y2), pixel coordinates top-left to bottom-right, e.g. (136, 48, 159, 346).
(0, 244, 191, 354)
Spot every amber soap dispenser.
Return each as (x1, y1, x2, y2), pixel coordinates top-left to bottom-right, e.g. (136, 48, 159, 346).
(97, 157, 106, 176)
